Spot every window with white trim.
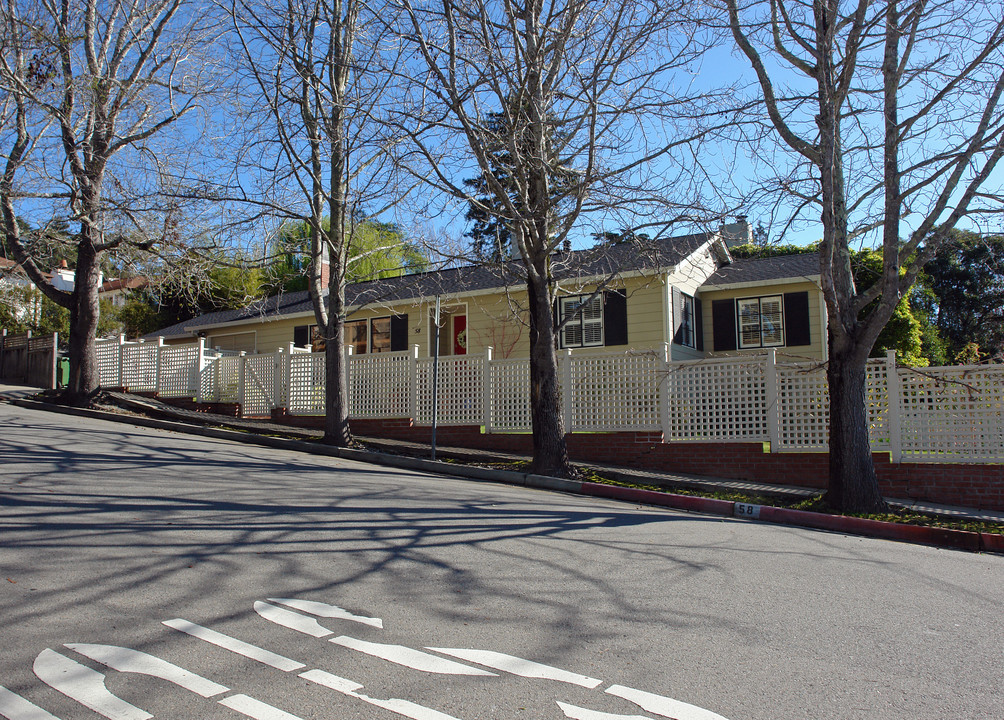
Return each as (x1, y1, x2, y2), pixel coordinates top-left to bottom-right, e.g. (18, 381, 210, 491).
(737, 295, 784, 348)
(559, 294, 604, 348)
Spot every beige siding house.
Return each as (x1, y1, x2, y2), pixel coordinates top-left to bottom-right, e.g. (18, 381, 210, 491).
(150, 228, 826, 363)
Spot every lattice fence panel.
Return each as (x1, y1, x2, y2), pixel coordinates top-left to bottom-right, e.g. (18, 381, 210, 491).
(215, 355, 242, 403)
(667, 357, 768, 441)
(569, 351, 662, 431)
(198, 352, 221, 401)
(776, 362, 828, 450)
(158, 344, 199, 398)
(899, 365, 1004, 463)
(96, 340, 120, 387)
(865, 359, 891, 450)
(490, 358, 531, 432)
(349, 351, 412, 419)
(120, 343, 158, 392)
(416, 355, 484, 425)
(242, 353, 279, 417)
(287, 352, 325, 415)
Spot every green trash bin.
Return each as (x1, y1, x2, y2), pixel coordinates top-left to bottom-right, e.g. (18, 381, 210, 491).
(57, 357, 70, 388)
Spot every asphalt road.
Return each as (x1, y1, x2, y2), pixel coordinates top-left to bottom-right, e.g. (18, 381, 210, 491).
(1, 402, 1002, 720)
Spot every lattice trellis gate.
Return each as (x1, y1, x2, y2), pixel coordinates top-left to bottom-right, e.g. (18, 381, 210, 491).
(120, 341, 159, 392)
(240, 352, 283, 417)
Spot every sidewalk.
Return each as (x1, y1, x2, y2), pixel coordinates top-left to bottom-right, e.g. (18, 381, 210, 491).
(3, 384, 1003, 551)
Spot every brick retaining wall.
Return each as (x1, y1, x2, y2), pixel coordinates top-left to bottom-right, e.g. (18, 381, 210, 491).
(231, 405, 1004, 511)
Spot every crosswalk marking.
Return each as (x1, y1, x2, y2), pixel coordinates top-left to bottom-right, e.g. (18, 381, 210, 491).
(301, 669, 464, 720)
(65, 644, 229, 698)
(162, 619, 305, 672)
(557, 701, 652, 720)
(32, 650, 151, 720)
(329, 636, 496, 676)
(253, 602, 334, 638)
(0, 686, 60, 720)
(218, 694, 305, 720)
(267, 599, 383, 628)
(427, 648, 602, 688)
(605, 685, 729, 720)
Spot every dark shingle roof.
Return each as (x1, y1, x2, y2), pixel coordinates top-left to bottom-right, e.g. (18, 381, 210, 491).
(147, 231, 716, 339)
(701, 252, 820, 288)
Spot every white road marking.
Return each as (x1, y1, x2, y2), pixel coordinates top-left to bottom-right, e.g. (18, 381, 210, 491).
(426, 648, 601, 688)
(218, 694, 305, 720)
(605, 685, 730, 720)
(268, 599, 383, 629)
(0, 686, 61, 720)
(65, 644, 228, 698)
(301, 669, 463, 720)
(254, 602, 333, 638)
(162, 619, 305, 672)
(556, 701, 651, 720)
(32, 650, 151, 720)
(329, 636, 496, 676)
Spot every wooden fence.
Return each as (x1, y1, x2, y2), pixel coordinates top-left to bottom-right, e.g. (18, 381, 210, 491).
(0, 329, 59, 389)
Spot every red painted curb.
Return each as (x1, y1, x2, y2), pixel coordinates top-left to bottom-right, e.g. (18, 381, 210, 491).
(580, 482, 735, 517)
(980, 532, 1004, 553)
(756, 506, 982, 551)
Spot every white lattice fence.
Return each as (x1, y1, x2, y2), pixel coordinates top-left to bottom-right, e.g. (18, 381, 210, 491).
(776, 361, 828, 450)
(215, 355, 242, 403)
(899, 365, 1004, 463)
(242, 353, 279, 417)
(120, 343, 158, 392)
(417, 354, 484, 425)
(349, 351, 412, 419)
(96, 339, 121, 387)
(490, 358, 531, 431)
(865, 359, 892, 450)
(569, 351, 662, 431)
(668, 357, 769, 441)
(287, 352, 325, 415)
(158, 345, 199, 398)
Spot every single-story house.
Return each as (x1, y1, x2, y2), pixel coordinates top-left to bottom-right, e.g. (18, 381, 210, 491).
(146, 221, 827, 363)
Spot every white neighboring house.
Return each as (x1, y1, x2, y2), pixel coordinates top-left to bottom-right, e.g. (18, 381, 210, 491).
(98, 276, 148, 308)
(0, 259, 103, 327)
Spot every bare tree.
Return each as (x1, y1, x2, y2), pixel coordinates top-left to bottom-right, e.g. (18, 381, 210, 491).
(392, 0, 720, 475)
(0, 0, 218, 404)
(229, 0, 408, 446)
(724, 0, 1004, 511)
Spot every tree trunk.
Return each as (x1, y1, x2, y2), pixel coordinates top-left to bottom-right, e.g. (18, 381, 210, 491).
(65, 242, 102, 406)
(825, 340, 887, 514)
(323, 282, 351, 446)
(526, 270, 571, 476)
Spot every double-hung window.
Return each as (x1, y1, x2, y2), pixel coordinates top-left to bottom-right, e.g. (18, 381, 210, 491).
(737, 295, 784, 348)
(559, 294, 604, 348)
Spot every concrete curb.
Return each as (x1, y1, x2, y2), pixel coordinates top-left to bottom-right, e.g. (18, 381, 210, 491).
(9, 397, 1002, 554)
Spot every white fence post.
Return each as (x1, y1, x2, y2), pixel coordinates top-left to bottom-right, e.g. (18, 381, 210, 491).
(409, 344, 420, 422)
(195, 337, 206, 401)
(238, 351, 247, 415)
(117, 333, 125, 389)
(483, 346, 494, 433)
(273, 348, 284, 411)
(286, 342, 294, 410)
(765, 349, 781, 452)
(154, 337, 165, 394)
(344, 344, 353, 416)
(659, 342, 671, 442)
(561, 348, 574, 433)
(886, 349, 903, 463)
